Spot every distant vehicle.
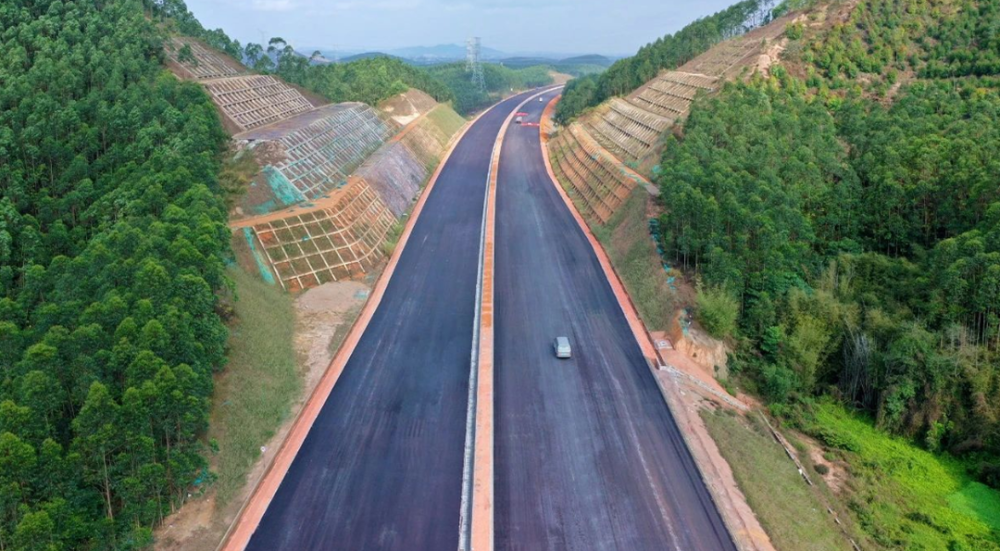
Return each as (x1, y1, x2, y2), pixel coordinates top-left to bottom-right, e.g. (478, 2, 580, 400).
(553, 336, 572, 359)
(539, 97, 545, 102)
(515, 116, 523, 124)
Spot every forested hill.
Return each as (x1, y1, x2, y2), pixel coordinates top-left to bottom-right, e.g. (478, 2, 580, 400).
(555, 0, 785, 123)
(654, 0, 1000, 546)
(0, 0, 232, 547)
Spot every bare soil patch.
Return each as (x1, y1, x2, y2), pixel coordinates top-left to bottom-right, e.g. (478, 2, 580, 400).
(294, 281, 370, 386)
(380, 89, 438, 126)
(548, 70, 574, 85)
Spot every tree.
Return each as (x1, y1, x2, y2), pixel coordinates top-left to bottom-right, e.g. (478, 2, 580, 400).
(73, 383, 120, 522)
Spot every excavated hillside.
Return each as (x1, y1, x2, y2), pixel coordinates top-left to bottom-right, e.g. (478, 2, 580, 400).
(166, 38, 466, 292)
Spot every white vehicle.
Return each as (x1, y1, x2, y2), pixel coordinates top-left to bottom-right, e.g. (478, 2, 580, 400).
(515, 116, 523, 124)
(553, 336, 572, 359)
(539, 97, 545, 102)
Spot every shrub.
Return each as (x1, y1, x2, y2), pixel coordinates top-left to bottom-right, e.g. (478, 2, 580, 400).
(696, 285, 740, 339)
(786, 22, 805, 40)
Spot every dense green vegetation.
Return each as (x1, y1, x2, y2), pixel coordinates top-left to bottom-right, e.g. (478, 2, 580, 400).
(282, 55, 455, 108)
(219, 30, 553, 114)
(555, 0, 785, 124)
(425, 62, 554, 113)
(663, 75, 1000, 437)
(803, 0, 1000, 88)
(801, 401, 1000, 550)
(0, 0, 232, 547)
(651, 0, 1000, 542)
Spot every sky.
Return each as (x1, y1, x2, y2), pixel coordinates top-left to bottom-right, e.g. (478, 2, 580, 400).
(183, 0, 738, 57)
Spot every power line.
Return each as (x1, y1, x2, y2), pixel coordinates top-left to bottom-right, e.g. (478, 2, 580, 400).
(466, 36, 485, 92)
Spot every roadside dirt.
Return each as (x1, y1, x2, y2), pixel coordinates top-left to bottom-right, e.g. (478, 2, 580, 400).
(294, 281, 370, 387)
(800, 433, 850, 495)
(548, 70, 574, 85)
(154, 280, 370, 551)
(380, 89, 438, 126)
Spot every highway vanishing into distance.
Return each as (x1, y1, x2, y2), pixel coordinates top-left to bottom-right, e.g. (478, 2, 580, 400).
(243, 89, 734, 550)
(493, 98, 735, 550)
(245, 90, 544, 550)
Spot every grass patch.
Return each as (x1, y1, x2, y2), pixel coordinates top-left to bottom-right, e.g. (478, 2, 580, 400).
(426, 103, 466, 143)
(210, 267, 299, 504)
(702, 409, 850, 551)
(404, 104, 466, 170)
(804, 401, 1000, 550)
(597, 187, 675, 330)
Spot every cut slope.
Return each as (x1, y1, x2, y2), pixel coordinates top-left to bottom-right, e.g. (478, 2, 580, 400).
(355, 142, 426, 217)
(204, 75, 316, 132)
(165, 37, 246, 79)
(551, 10, 797, 219)
(247, 178, 396, 292)
(236, 103, 396, 208)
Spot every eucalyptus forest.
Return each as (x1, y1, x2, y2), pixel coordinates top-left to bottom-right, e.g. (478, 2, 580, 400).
(1, 1, 231, 548)
(654, 0, 1000, 488)
(5, 0, 1000, 548)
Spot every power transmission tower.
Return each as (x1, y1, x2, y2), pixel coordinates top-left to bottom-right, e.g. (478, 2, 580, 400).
(466, 36, 485, 92)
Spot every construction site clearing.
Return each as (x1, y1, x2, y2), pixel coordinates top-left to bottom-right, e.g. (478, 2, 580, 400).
(164, 34, 466, 294)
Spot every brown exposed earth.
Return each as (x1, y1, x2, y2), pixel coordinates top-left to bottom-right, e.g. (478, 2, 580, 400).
(380, 88, 439, 126)
(548, 70, 574, 85)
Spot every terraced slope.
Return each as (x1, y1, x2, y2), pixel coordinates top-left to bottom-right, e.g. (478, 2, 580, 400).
(554, 11, 796, 221)
(165, 37, 245, 79)
(205, 75, 316, 132)
(163, 37, 467, 292)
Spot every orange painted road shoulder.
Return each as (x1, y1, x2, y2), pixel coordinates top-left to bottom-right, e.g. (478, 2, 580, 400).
(470, 86, 562, 551)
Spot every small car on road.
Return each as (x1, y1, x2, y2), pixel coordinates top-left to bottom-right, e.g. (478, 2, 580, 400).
(553, 336, 572, 359)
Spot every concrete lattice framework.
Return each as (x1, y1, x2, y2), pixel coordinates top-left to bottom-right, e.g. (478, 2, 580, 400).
(554, 14, 793, 208)
(589, 98, 675, 162)
(252, 104, 394, 200)
(680, 36, 767, 78)
(250, 179, 396, 291)
(165, 38, 244, 80)
(629, 72, 719, 119)
(204, 75, 314, 131)
(587, 72, 718, 163)
(582, 17, 790, 165)
(549, 124, 636, 224)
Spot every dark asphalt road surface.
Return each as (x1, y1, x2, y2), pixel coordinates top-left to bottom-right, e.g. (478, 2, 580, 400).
(493, 97, 736, 550)
(245, 90, 543, 551)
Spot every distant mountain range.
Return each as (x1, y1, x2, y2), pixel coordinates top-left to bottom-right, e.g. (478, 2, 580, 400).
(301, 44, 620, 67)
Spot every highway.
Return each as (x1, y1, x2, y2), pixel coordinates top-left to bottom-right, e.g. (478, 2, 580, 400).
(244, 89, 545, 551)
(492, 96, 736, 550)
